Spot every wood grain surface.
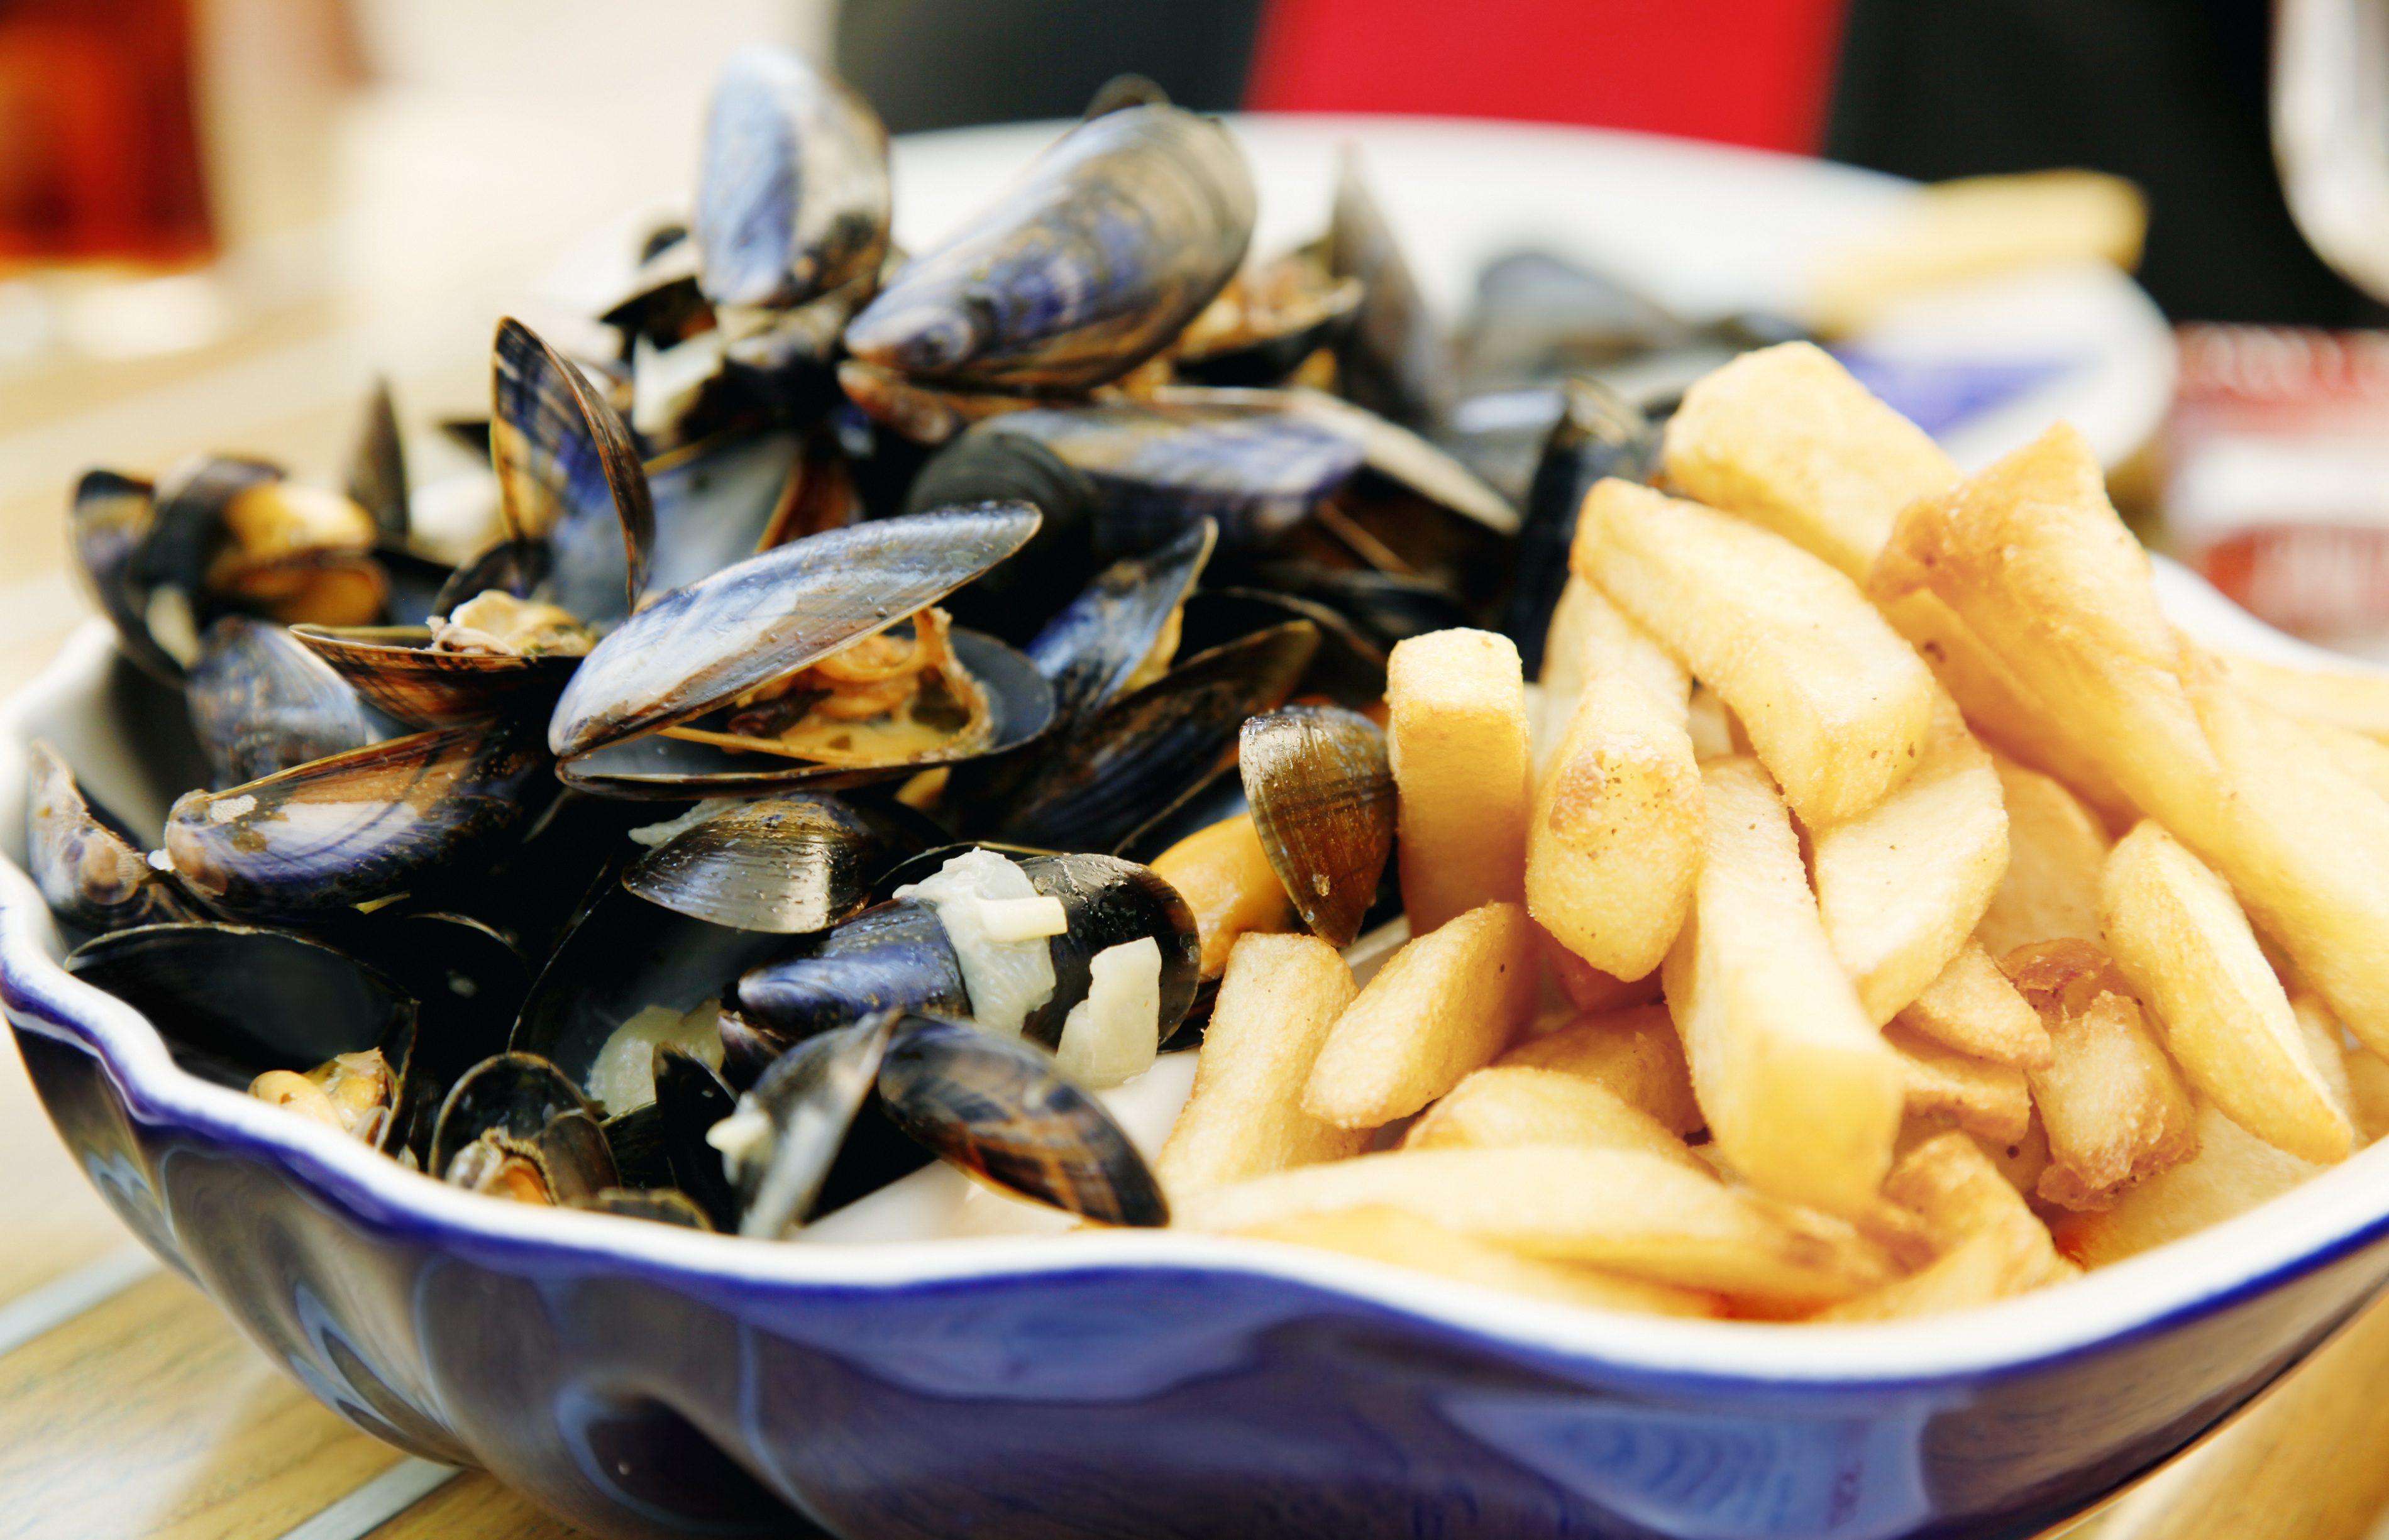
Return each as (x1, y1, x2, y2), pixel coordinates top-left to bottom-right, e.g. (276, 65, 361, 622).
(361, 1474, 591, 1540)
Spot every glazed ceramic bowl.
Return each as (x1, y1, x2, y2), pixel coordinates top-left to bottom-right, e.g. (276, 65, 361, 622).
(8, 558, 2389, 1540)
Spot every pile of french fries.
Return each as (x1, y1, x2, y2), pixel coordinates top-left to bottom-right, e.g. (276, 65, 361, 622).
(1150, 341, 2389, 1323)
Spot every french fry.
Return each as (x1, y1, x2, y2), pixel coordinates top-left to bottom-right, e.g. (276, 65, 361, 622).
(1659, 341, 1958, 583)
(2293, 712, 2389, 804)
(2342, 1046, 2389, 1145)
(2004, 940, 2199, 1211)
(1883, 1130, 2065, 1269)
(1895, 940, 2053, 1069)
(1813, 1224, 2062, 1323)
(1575, 478, 1936, 826)
(2291, 989, 2358, 1133)
(1148, 813, 1297, 980)
(1526, 671, 1704, 981)
(1537, 576, 1692, 765)
(1155, 933, 1364, 1194)
(1403, 1065, 1706, 1171)
(1232, 1207, 1723, 1317)
(1885, 1026, 2033, 1145)
(1496, 1003, 1704, 1136)
(1388, 629, 1531, 934)
(1811, 691, 2009, 1023)
(2054, 1102, 2326, 1268)
(2220, 651, 2389, 741)
(1894, 1114, 2055, 1199)
(1976, 755, 2114, 959)
(1172, 1145, 1895, 1309)
(1661, 757, 1906, 1214)
(1685, 683, 1742, 759)
(2099, 820, 2353, 1163)
(1303, 901, 1538, 1128)
(1535, 924, 1661, 1015)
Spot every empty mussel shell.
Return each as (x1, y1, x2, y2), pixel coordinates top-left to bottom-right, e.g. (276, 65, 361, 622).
(621, 795, 911, 934)
(430, 1052, 621, 1205)
(25, 740, 200, 933)
(187, 616, 380, 788)
(1025, 517, 1213, 725)
(346, 376, 411, 546)
(289, 624, 582, 730)
(877, 1016, 1167, 1226)
(1239, 706, 1394, 949)
(695, 43, 891, 311)
(898, 432, 1100, 641)
(490, 316, 656, 623)
(717, 1009, 898, 1238)
(1327, 150, 1456, 434)
(1500, 378, 1656, 676)
(162, 717, 551, 923)
(68, 470, 180, 683)
(577, 1187, 714, 1229)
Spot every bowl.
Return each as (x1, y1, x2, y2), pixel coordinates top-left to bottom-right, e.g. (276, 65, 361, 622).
(9, 554, 2389, 1540)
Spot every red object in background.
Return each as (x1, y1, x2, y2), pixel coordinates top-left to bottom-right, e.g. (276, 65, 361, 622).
(0, 0, 212, 265)
(1246, 0, 1850, 153)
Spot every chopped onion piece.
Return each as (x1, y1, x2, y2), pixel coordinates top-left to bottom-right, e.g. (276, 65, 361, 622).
(1054, 936, 1162, 1088)
(895, 849, 1059, 1035)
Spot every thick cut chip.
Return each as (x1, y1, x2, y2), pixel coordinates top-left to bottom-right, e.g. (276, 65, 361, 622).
(1886, 1026, 2032, 1145)
(1575, 478, 1936, 826)
(1537, 575, 1689, 773)
(2099, 820, 2353, 1163)
(2344, 1047, 2389, 1145)
(1232, 1207, 1722, 1317)
(1496, 1003, 1704, 1135)
(1403, 1065, 1706, 1170)
(1895, 940, 2052, 1069)
(1173, 1145, 1895, 1309)
(1303, 901, 1538, 1128)
(1659, 341, 1958, 583)
(2054, 1101, 2326, 1268)
(2295, 713, 2389, 804)
(1661, 757, 1905, 1214)
(2221, 652, 2389, 741)
(1978, 755, 2112, 958)
(1685, 684, 1743, 760)
(1155, 933, 1364, 1194)
(1812, 1224, 2063, 1323)
(1535, 925, 1662, 1015)
(1812, 691, 2009, 1023)
(1387, 629, 1531, 935)
(1527, 671, 1704, 981)
(2291, 990, 2358, 1133)
(1148, 813, 1297, 980)
(1883, 1131, 2068, 1278)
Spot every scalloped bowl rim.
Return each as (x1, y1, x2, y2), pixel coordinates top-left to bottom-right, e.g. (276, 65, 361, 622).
(6, 564, 2389, 1395)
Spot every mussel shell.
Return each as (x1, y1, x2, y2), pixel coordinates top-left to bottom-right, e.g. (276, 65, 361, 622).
(730, 1009, 897, 1238)
(1239, 707, 1394, 949)
(490, 317, 655, 622)
(317, 907, 531, 1097)
(1327, 151, 1456, 434)
(1458, 249, 1684, 384)
(653, 1045, 742, 1228)
(834, 361, 1040, 446)
(429, 1052, 620, 1203)
(1110, 761, 1247, 869)
(1247, 562, 1472, 652)
(547, 502, 1040, 760)
(1018, 852, 1200, 1050)
(643, 428, 803, 597)
(876, 1016, 1167, 1226)
(897, 434, 1099, 643)
(25, 740, 200, 933)
(578, 1187, 714, 1229)
(1173, 253, 1364, 388)
(599, 237, 707, 347)
(69, 470, 180, 683)
(138, 455, 284, 606)
(288, 624, 580, 730)
(695, 44, 891, 311)
(621, 795, 910, 934)
(1176, 586, 1387, 709)
(64, 921, 416, 1102)
(1501, 378, 1657, 677)
(555, 625, 1054, 799)
(429, 539, 552, 617)
(161, 718, 552, 923)
(187, 617, 380, 788)
(347, 376, 411, 545)
(731, 899, 969, 1045)
(988, 620, 1319, 853)
(1083, 72, 1170, 118)
(843, 104, 1254, 392)
(1025, 517, 1214, 725)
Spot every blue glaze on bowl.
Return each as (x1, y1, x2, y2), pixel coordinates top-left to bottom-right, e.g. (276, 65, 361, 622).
(9, 621, 2389, 1540)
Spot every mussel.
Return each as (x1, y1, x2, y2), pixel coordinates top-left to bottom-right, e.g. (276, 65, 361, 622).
(1326, 150, 1455, 434)
(185, 616, 379, 788)
(711, 1009, 898, 1237)
(24, 740, 199, 933)
(488, 317, 655, 625)
(429, 1053, 620, 1206)
(1237, 706, 1394, 949)
(695, 45, 890, 312)
(1500, 378, 1657, 676)
(1173, 247, 1363, 388)
(288, 615, 585, 731)
(1024, 517, 1214, 725)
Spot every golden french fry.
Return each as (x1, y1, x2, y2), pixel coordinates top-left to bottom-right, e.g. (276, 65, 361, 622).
(1303, 901, 1538, 1128)
(1895, 940, 2053, 1069)
(1812, 692, 2009, 1023)
(1884, 1131, 2062, 1265)
(2294, 712, 2389, 804)
(1173, 1145, 1894, 1309)
(1403, 1065, 1706, 1171)
(2291, 989, 2358, 1132)
(1885, 1026, 2033, 1145)
(1895, 1115, 2055, 1200)
(1388, 629, 1531, 934)
(1575, 478, 1936, 826)
(1537, 575, 1691, 771)
(2220, 652, 2389, 741)
(1155, 933, 1365, 1194)
(1976, 754, 2114, 959)
(2343, 1046, 2389, 1145)
(2053, 1102, 2326, 1268)
(2100, 820, 2353, 1163)
(1232, 1207, 1723, 1317)
(1684, 683, 1743, 759)
(2004, 940, 2199, 1211)
(1813, 1224, 2063, 1323)
(1148, 813, 1297, 980)
(1526, 671, 1704, 981)
(1534, 924, 1662, 1015)
(1659, 341, 1958, 582)
(1662, 757, 1905, 1213)
(1496, 1003, 1704, 1136)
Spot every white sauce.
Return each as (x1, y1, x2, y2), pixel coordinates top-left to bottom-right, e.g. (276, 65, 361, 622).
(894, 849, 1057, 1036)
(1054, 937, 1162, 1089)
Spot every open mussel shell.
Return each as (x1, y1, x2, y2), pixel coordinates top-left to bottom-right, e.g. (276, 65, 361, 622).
(842, 103, 1253, 392)
(1025, 517, 1214, 725)
(25, 740, 201, 933)
(1176, 586, 1388, 709)
(547, 502, 1041, 761)
(1501, 378, 1657, 676)
(986, 620, 1320, 854)
(187, 617, 379, 788)
(347, 376, 411, 545)
(898, 433, 1100, 642)
(69, 470, 181, 683)
(695, 43, 890, 311)
(490, 316, 655, 624)
(161, 718, 551, 923)
(429, 538, 552, 617)
(834, 361, 1040, 446)
(649, 1045, 742, 1228)
(1239, 707, 1394, 949)
(643, 428, 804, 597)
(1327, 150, 1457, 435)
(721, 1009, 898, 1238)
(142, 456, 389, 632)
(429, 1052, 620, 1205)
(316, 906, 532, 1097)
(1247, 561, 1473, 653)
(622, 795, 914, 934)
(288, 624, 581, 730)
(578, 1188, 714, 1229)
(1023, 851, 1201, 1050)
(878, 1016, 1168, 1227)
(1173, 250, 1364, 388)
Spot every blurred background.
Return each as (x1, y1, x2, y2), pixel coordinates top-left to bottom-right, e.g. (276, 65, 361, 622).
(3, 0, 2386, 696)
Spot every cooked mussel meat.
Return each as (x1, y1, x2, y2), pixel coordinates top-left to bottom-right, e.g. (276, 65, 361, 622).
(431, 1052, 619, 1205)
(251, 1048, 399, 1147)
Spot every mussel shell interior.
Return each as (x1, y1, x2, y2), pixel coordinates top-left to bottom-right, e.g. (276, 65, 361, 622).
(643, 429, 803, 595)
(316, 908, 531, 1096)
(1176, 586, 1387, 709)
(734, 1009, 897, 1238)
(429, 539, 552, 617)
(621, 795, 907, 934)
(579, 1187, 714, 1229)
(1024, 517, 1215, 725)
(187, 617, 380, 789)
(25, 740, 200, 935)
(70, 469, 180, 683)
(653, 1045, 741, 1229)
(489, 317, 656, 622)
(289, 624, 582, 730)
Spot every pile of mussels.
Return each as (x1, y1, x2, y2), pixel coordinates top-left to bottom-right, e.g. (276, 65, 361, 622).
(22, 48, 1731, 1240)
